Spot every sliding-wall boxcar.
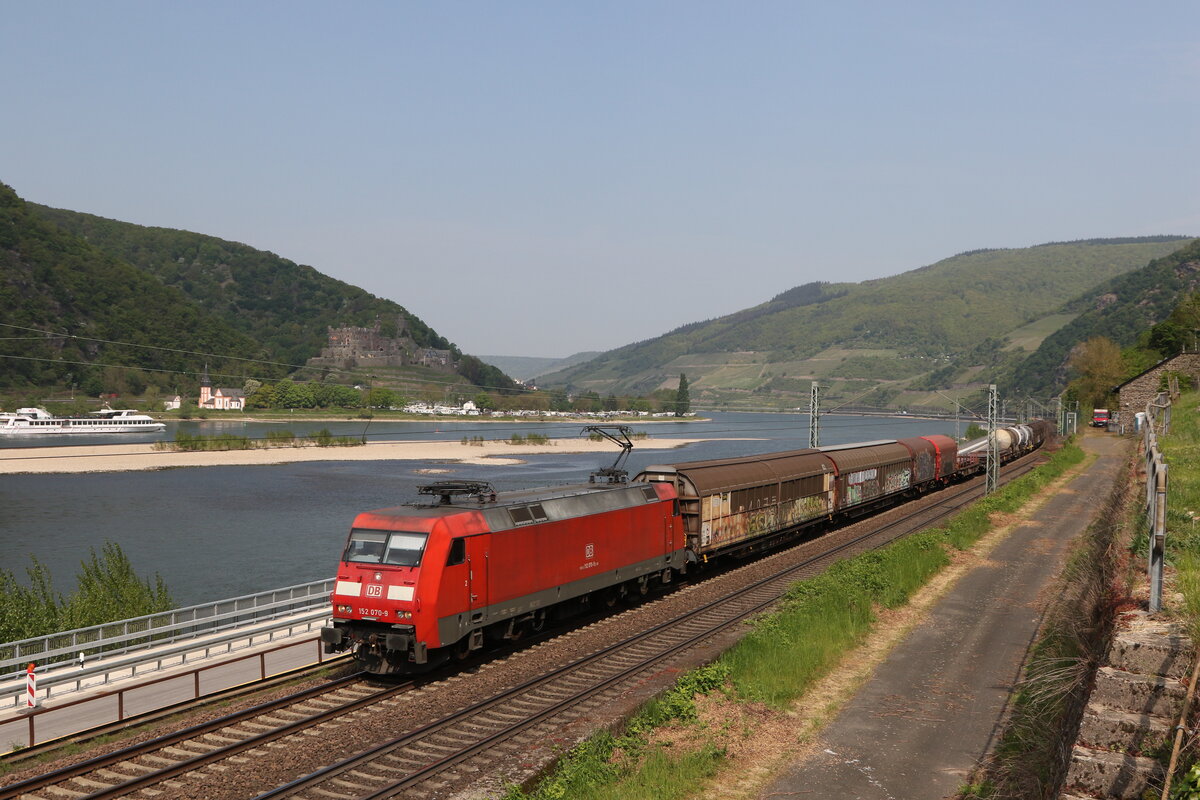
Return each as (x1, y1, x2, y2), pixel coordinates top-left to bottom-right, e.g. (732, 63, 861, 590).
(635, 448, 836, 559)
(820, 440, 914, 509)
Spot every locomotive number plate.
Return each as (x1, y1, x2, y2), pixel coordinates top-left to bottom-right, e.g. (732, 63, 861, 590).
(358, 608, 388, 617)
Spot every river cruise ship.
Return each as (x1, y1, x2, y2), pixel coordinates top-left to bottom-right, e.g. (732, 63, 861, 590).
(0, 407, 166, 435)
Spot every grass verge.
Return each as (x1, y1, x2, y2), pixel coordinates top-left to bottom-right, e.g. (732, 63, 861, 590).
(502, 442, 1086, 800)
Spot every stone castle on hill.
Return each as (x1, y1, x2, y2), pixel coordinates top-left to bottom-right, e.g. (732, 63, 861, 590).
(306, 315, 455, 372)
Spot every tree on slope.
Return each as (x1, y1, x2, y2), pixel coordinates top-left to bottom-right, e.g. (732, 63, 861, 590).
(1067, 337, 1125, 407)
(675, 373, 691, 417)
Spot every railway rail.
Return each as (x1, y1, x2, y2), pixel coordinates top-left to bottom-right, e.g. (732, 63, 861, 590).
(0, 455, 1041, 800)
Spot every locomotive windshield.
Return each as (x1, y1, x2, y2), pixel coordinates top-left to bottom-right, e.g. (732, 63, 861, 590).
(344, 529, 428, 566)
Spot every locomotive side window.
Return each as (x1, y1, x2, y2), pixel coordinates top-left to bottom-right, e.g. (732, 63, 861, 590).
(344, 529, 429, 566)
(447, 537, 466, 566)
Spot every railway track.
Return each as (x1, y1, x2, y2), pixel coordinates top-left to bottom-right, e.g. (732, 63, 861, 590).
(1, 455, 1042, 800)
(0, 673, 412, 800)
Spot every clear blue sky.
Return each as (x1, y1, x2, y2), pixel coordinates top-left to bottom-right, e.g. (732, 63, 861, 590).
(3, 2, 1197, 358)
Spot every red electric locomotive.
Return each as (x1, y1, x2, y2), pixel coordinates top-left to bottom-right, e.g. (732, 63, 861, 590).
(321, 479, 684, 674)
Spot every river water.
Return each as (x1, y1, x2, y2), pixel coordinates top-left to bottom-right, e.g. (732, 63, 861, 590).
(0, 412, 957, 605)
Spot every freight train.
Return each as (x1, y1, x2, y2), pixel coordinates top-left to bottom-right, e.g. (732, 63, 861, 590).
(321, 421, 1051, 674)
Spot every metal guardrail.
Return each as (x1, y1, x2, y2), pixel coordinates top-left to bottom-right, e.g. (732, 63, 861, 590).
(1144, 390, 1173, 613)
(1, 609, 330, 709)
(0, 579, 333, 679)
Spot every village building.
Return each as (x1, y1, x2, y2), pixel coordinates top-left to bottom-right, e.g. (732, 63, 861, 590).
(198, 366, 245, 411)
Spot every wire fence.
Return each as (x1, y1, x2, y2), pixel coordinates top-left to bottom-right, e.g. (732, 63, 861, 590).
(1142, 385, 1175, 613)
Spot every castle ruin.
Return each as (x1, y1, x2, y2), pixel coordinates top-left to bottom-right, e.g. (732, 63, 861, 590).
(306, 316, 455, 372)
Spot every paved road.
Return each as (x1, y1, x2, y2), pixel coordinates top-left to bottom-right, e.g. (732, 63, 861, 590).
(758, 433, 1130, 800)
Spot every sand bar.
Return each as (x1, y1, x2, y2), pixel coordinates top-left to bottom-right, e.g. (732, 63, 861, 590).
(0, 437, 715, 474)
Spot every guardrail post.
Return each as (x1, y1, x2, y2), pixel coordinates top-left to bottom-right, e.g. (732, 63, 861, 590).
(1149, 459, 1168, 613)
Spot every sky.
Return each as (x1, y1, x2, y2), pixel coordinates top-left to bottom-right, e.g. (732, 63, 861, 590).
(3, 2, 1198, 359)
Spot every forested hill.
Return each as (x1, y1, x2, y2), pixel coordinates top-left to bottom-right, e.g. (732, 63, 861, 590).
(539, 238, 1193, 398)
(1008, 238, 1200, 396)
(0, 182, 268, 390)
(28, 200, 513, 393)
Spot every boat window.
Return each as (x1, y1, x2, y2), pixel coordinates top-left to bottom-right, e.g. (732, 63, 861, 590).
(343, 529, 428, 566)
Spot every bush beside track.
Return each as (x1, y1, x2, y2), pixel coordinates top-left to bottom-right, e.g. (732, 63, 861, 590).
(501, 442, 1086, 800)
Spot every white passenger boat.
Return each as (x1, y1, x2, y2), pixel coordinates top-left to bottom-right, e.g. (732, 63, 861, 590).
(0, 407, 166, 435)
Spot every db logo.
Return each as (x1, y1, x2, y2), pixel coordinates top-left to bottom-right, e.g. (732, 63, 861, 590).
(366, 584, 383, 598)
(584, 543, 594, 559)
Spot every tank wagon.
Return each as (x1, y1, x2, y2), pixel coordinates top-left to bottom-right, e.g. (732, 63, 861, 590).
(324, 425, 1050, 674)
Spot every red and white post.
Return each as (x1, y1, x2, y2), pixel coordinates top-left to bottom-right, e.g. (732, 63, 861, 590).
(26, 663, 37, 709)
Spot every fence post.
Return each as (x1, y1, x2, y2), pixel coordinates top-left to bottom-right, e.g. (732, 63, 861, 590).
(1149, 460, 1168, 613)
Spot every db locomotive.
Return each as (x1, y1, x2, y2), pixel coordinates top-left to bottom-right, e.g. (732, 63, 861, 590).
(321, 422, 1050, 674)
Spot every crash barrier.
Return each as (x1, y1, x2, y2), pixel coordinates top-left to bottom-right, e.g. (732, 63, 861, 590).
(0, 578, 333, 682)
(1143, 390, 1174, 612)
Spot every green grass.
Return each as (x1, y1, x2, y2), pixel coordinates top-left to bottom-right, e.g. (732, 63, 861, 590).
(1153, 391, 1200, 638)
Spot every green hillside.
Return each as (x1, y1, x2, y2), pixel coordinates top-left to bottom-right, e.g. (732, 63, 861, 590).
(28, 201, 514, 394)
(1008, 238, 1200, 396)
(541, 238, 1194, 409)
(0, 182, 268, 392)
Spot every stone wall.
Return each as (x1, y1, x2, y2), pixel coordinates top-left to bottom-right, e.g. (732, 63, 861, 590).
(1117, 351, 1200, 426)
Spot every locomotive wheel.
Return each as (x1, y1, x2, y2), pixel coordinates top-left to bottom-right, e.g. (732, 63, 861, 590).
(453, 637, 472, 660)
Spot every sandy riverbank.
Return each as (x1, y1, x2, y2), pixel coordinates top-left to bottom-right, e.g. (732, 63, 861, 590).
(0, 437, 714, 474)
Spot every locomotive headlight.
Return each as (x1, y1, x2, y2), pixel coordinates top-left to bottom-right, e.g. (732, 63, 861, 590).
(336, 604, 353, 614)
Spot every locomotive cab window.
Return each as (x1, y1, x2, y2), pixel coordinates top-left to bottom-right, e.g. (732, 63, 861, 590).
(446, 537, 466, 566)
(344, 529, 428, 567)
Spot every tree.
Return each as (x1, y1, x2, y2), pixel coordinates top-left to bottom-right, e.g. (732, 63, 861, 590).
(367, 387, 398, 409)
(675, 373, 691, 417)
(1067, 336, 1125, 407)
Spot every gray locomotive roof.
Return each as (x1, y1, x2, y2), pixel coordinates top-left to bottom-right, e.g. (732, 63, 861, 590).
(361, 481, 663, 533)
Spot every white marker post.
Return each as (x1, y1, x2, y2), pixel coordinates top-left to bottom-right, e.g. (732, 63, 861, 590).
(26, 663, 37, 709)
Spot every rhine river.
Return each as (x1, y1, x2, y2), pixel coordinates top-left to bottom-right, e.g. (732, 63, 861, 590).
(0, 412, 959, 606)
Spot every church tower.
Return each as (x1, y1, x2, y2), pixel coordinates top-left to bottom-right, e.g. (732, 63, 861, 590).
(199, 364, 212, 407)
